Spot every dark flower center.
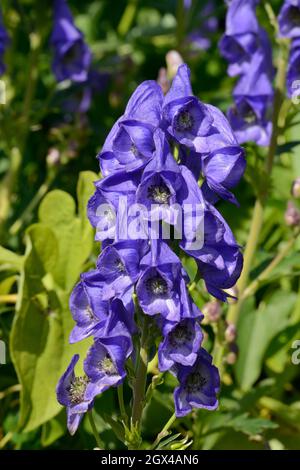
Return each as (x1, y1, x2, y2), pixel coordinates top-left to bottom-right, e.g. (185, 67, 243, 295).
(169, 323, 193, 347)
(69, 376, 88, 404)
(146, 276, 168, 296)
(147, 183, 171, 204)
(130, 143, 139, 157)
(85, 305, 95, 321)
(99, 354, 118, 375)
(175, 110, 194, 131)
(185, 371, 207, 393)
(114, 258, 126, 273)
(286, 7, 300, 28)
(63, 43, 80, 65)
(243, 107, 257, 124)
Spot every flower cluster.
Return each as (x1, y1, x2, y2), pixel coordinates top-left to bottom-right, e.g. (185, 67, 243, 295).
(50, 0, 104, 113)
(279, 0, 300, 97)
(219, 0, 275, 146)
(0, 6, 9, 76)
(57, 64, 245, 433)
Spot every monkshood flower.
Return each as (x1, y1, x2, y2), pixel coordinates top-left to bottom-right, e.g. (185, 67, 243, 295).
(84, 303, 133, 400)
(56, 354, 93, 435)
(278, 0, 300, 39)
(51, 0, 91, 83)
(228, 32, 274, 146)
(219, 0, 260, 76)
(162, 65, 213, 149)
(99, 81, 163, 176)
(181, 104, 246, 205)
(136, 241, 184, 322)
(0, 8, 9, 75)
(158, 318, 203, 371)
(69, 272, 136, 343)
(287, 38, 300, 97)
(173, 348, 220, 417)
(181, 203, 243, 302)
(220, 0, 275, 146)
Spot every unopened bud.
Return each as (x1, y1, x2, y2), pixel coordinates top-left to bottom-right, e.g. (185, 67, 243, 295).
(226, 351, 237, 365)
(291, 178, 300, 198)
(202, 301, 221, 323)
(166, 50, 184, 79)
(157, 67, 170, 94)
(285, 201, 300, 227)
(46, 148, 60, 167)
(225, 323, 237, 343)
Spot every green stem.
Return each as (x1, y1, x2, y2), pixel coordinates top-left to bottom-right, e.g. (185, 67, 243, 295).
(227, 39, 289, 326)
(9, 171, 55, 235)
(243, 228, 300, 299)
(117, 384, 128, 425)
(150, 413, 177, 450)
(132, 315, 149, 429)
(117, 0, 138, 37)
(88, 411, 105, 449)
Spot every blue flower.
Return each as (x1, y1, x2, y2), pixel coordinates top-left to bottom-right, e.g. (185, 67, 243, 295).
(158, 318, 203, 371)
(279, 0, 300, 39)
(0, 8, 9, 75)
(98, 81, 163, 176)
(163, 64, 213, 148)
(181, 203, 243, 302)
(173, 348, 220, 417)
(287, 38, 300, 97)
(51, 0, 92, 83)
(56, 354, 93, 435)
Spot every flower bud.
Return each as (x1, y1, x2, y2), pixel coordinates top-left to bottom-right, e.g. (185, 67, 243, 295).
(285, 201, 300, 227)
(46, 148, 60, 167)
(225, 323, 237, 343)
(202, 301, 221, 323)
(291, 178, 300, 199)
(166, 50, 184, 79)
(226, 351, 237, 365)
(157, 67, 170, 94)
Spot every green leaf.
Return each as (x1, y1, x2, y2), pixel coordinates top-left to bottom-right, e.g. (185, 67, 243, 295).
(10, 177, 96, 432)
(227, 413, 278, 437)
(41, 411, 66, 447)
(10, 224, 62, 431)
(0, 246, 23, 272)
(38, 184, 94, 291)
(235, 292, 297, 390)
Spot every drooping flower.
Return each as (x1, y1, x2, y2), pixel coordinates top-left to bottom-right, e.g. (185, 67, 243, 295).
(219, 0, 274, 146)
(51, 0, 91, 83)
(287, 38, 300, 98)
(56, 354, 92, 435)
(0, 8, 9, 75)
(163, 65, 213, 148)
(158, 318, 203, 371)
(181, 202, 243, 302)
(99, 81, 163, 176)
(278, 0, 300, 39)
(173, 348, 220, 417)
(219, 0, 260, 77)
